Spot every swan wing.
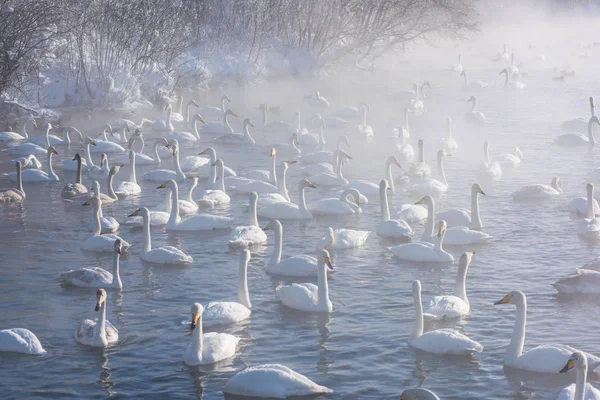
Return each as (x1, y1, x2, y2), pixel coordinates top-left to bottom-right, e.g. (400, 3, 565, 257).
(173, 214, 232, 231)
(411, 329, 483, 355)
(200, 332, 239, 363)
(553, 269, 600, 294)
(203, 302, 251, 327)
(444, 226, 494, 245)
(258, 202, 305, 220)
(0, 328, 46, 355)
(395, 204, 428, 224)
(514, 344, 591, 373)
(308, 198, 354, 215)
(425, 296, 469, 319)
(332, 229, 371, 248)
(277, 283, 319, 312)
(61, 267, 113, 287)
(376, 220, 413, 238)
(142, 246, 193, 264)
(229, 225, 267, 248)
(436, 209, 470, 227)
(268, 256, 318, 277)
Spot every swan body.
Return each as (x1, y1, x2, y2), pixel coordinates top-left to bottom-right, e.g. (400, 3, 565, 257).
(395, 204, 428, 225)
(183, 303, 239, 365)
(0, 162, 26, 203)
(500, 68, 525, 89)
(167, 114, 204, 143)
(557, 352, 600, 400)
(0, 328, 46, 355)
(556, 116, 599, 147)
(0, 118, 35, 142)
(553, 269, 600, 294)
(494, 291, 600, 373)
(223, 364, 333, 399)
(461, 70, 488, 90)
(577, 185, 600, 240)
(500, 147, 523, 170)
(570, 183, 600, 216)
(3, 122, 53, 155)
(376, 179, 414, 239)
(151, 104, 175, 132)
(88, 152, 110, 179)
(407, 150, 449, 198)
(401, 388, 440, 400)
(259, 104, 292, 134)
(277, 249, 333, 313)
(142, 139, 186, 182)
(410, 280, 483, 355)
(90, 129, 125, 153)
(198, 159, 230, 207)
(216, 118, 256, 145)
(202, 108, 237, 135)
(309, 189, 361, 215)
(512, 177, 562, 200)
(61, 153, 88, 199)
(6, 146, 59, 182)
(264, 220, 320, 277)
(391, 220, 453, 263)
(258, 180, 315, 220)
(75, 289, 118, 348)
(465, 96, 486, 124)
(229, 192, 267, 248)
(442, 117, 458, 153)
(476, 141, 502, 181)
(317, 227, 370, 250)
(198, 94, 230, 119)
(61, 239, 123, 288)
(81, 196, 130, 252)
(438, 184, 485, 229)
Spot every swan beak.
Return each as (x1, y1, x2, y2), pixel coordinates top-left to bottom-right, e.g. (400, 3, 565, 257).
(157, 182, 168, 189)
(190, 313, 199, 330)
(88, 138, 97, 145)
(249, 122, 255, 128)
(192, 100, 199, 107)
(394, 160, 401, 168)
(325, 242, 332, 250)
(198, 115, 205, 124)
(437, 224, 446, 237)
(231, 112, 238, 117)
(72, 155, 77, 160)
(325, 256, 333, 270)
(192, 176, 199, 182)
(82, 199, 92, 206)
(211, 161, 217, 166)
(32, 120, 38, 128)
(355, 197, 360, 206)
(285, 160, 297, 165)
(51, 147, 58, 155)
(262, 225, 270, 231)
(172, 147, 178, 155)
(415, 197, 425, 205)
(494, 295, 510, 305)
(560, 359, 575, 373)
(95, 290, 106, 312)
(128, 209, 140, 217)
(198, 150, 207, 155)
(307, 181, 317, 188)
(479, 188, 486, 195)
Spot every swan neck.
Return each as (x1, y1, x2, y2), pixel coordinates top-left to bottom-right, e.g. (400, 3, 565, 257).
(271, 225, 283, 265)
(317, 259, 330, 310)
(224, 113, 233, 134)
(47, 151, 57, 179)
(143, 211, 151, 254)
(575, 365, 587, 400)
(165, 188, 172, 213)
(279, 166, 290, 201)
(193, 117, 200, 139)
(173, 150, 184, 180)
(185, 103, 191, 123)
(92, 201, 102, 236)
(418, 143, 424, 163)
(113, 248, 122, 288)
(129, 154, 136, 183)
(94, 301, 108, 344)
(16, 163, 23, 193)
(411, 287, 424, 339)
(191, 312, 204, 359)
(380, 184, 391, 221)
(438, 156, 447, 187)
(262, 106, 268, 125)
(587, 188, 594, 218)
(446, 119, 452, 139)
(270, 153, 277, 186)
(21, 120, 29, 138)
(208, 151, 216, 184)
(456, 262, 469, 304)
(506, 301, 526, 363)
(299, 185, 309, 215)
(154, 142, 161, 165)
(76, 156, 83, 184)
(504, 71, 509, 87)
(471, 189, 482, 228)
(385, 161, 395, 193)
(44, 126, 51, 148)
(238, 257, 251, 308)
(86, 143, 94, 167)
(218, 164, 226, 192)
(107, 172, 117, 200)
(188, 180, 197, 203)
(470, 99, 477, 112)
(484, 146, 491, 164)
(422, 199, 435, 242)
(434, 229, 445, 250)
(588, 118, 596, 146)
(168, 184, 180, 225)
(249, 197, 258, 227)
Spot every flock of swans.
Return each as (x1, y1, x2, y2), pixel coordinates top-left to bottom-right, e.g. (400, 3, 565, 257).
(1, 44, 600, 399)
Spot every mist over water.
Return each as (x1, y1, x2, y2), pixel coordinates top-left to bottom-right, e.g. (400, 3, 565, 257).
(1, 1, 600, 399)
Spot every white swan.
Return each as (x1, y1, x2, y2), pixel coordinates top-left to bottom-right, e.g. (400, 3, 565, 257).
(197, 159, 231, 207)
(160, 180, 232, 231)
(577, 183, 600, 240)
(561, 96, 595, 132)
(11, 154, 42, 169)
(424, 252, 475, 320)
(268, 132, 301, 158)
(158, 97, 199, 125)
(309, 188, 361, 215)
(0, 118, 36, 142)
(358, 103, 374, 139)
(508, 52, 520, 75)
(81, 196, 130, 252)
(198, 94, 231, 120)
(340, 156, 402, 195)
(553, 268, 600, 294)
(376, 179, 413, 239)
(183, 303, 239, 366)
(115, 151, 142, 195)
(61, 153, 88, 199)
(309, 150, 349, 187)
(558, 352, 600, 400)
(465, 96, 486, 124)
(60, 137, 95, 172)
(258, 179, 316, 220)
(167, 114, 204, 143)
(300, 135, 351, 165)
(499, 147, 523, 170)
(142, 139, 186, 182)
(500, 68, 525, 89)
(512, 176, 562, 201)
(223, 364, 333, 398)
(442, 117, 458, 153)
(258, 161, 295, 207)
(98, 168, 119, 204)
(460, 70, 488, 90)
(452, 54, 463, 73)
(263, 220, 326, 277)
(390, 221, 453, 263)
(203, 250, 252, 326)
(202, 108, 237, 135)
(216, 118, 256, 145)
(6, 146, 58, 182)
(243, 148, 278, 183)
(556, 116, 599, 147)
(317, 226, 370, 250)
(277, 249, 333, 313)
(395, 203, 428, 225)
(410, 280, 482, 355)
(476, 141, 502, 181)
(156, 177, 198, 216)
(259, 103, 292, 134)
(407, 150, 449, 198)
(90, 127, 125, 153)
(0, 328, 46, 355)
(494, 290, 600, 372)
(229, 192, 267, 248)
(408, 82, 430, 115)
(437, 183, 486, 228)
(304, 90, 329, 108)
(3, 122, 51, 155)
(406, 139, 431, 181)
(193, 147, 237, 180)
(0, 161, 26, 203)
(297, 114, 325, 149)
(128, 207, 193, 265)
(88, 152, 110, 180)
(61, 239, 123, 288)
(75, 289, 118, 348)
(29, 125, 83, 147)
(569, 183, 600, 216)
(151, 103, 175, 132)
(115, 133, 167, 165)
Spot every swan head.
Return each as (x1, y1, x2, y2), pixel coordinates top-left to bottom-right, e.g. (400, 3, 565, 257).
(460, 251, 475, 267)
(301, 179, 317, 190)
(380, 179, 390, 191)
(157, 180, 177, 190)
(415, 195, 433, 206)
(411, 280, 421, 296)
(338, 135, 351, 148)
(472, 183, 486, 195)
(171, 141, 179, 155)
(91, 180, 100, 194)
(282, 160, 296, 169)
(460, 70, 466, 78)
(87, 137, 97, 146)
(412, 83, 418, 91)
(494, 290, 526, 306)
(104, 123, 113, 133)
(110, 165, 121, 176)
(129, 150, 136, 160)
(551, 177, 563, 192)
(244, 118, 254, 128)
(198, 147, 215, 157)
(83, 195, 101, 208)
(514, 147, 523, 160)
(48, 146, 58, 155)
(467, 95, 476, 103)
(319, 249, 333, 270)
(95, 288, 107, 312)
(189, 99, 199, 108)
(72, 153, 82, 161)
(560, 352, 586, 373)
(324, 227, 335, 249)
(437, 150, 449, 160)
(483, 141, 490, 151)
(590, 115, 600, 126)
(587, 182, 594, 194)
(249, 191, 258, 204)
(499, 68, 508, 76)
(114, 238, 122, 255)
(270, 148, 276, 157)
(262, 219, 282, 232)
(437, 220, 447, 237)
(165, 104, 172, 112)
(387, 156, 401, 169)
(240, 249, 251, 265)
(224, 109, 238, 117)
(418, 139, 424, 149)
(190, 303, 203, 330)
(211, 158, 224, 168)
(128, 207, 148, 218)
(45, 122, 53, 131)
(193, 113, 205, 124)
(336, 149, 353, 161)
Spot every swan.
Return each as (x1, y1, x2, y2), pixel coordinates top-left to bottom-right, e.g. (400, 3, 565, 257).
(423, 252, 475, 320)
(61, 239, 123, 288)
(198, 94, 231, 119)
(406, 150, 449, 198)
(183, 303, 239, 366)
(494, 44, 510, 62)
(556, 116, 599, 147)
(60, 137, 95, 172)
(197, 159, 231, 207)
(393, 107, 412, 141)
(335, 103, 366, 120)
(499, 147, 523, 170)
(300, 135, 351, 166)
(500, 68, 525, 89)
(277, 249, 333, 313)
(494, 290, 600, 372)
(0, 328, 46, 355)
(409, 280, 483, 355)
(558, 352, 600, 400)
(419, 195, 493, 245)
(317, 226, 370, 250)
(309, 150, 349, 187)
(263, 220, 326, 277)
(259, 103, 292, 134)
(390, 220, 453, 263)
(11, 154, 42, 169)
(0, 162, 26, 203)
(160, 180, 232, 231)
(115, 134, 167, 165)
(460, 70, 488, 90)
(157, 97, 199, 125)
(339, 156, 402, 195)
(3, 122, 51, 155)
(127, 178, 185, 227)
(61, 154, 88, 199)
(257, 160, 295, 207)
(296, 114, 325, 149)
(192, 147, 236, 181)
(229, 192, 268, 248)
(202, 250, 252, 326)
(243, 148, 278, 183)
(128, 207, 193, 264)
(88, 152, 110, 180)
(29, 126, 83, 147)
(75, 289, 118, 348)
(223, 364, 333, 398)
(553, 268, 600, 294)
(512, 176, 562, 201)
(304, 90, 329, 108)
(115, 151, 142, 195)
(376, 179, 413, 239)
(142, 139, 186, 182)
(309, 188, 362, 215)
(442, 117, 458, 153)
(401, 388, 440, 400)
(437, 183, 486, 229)
(406, 140, 431, 181)
(452, 54, 463, 73)
(202, 108, 237, 135)
(216, 118, 256, 145)
(302, 148, 351, 178)
(258, 179, 316, 220)
(577, 183, 600, 240)
(395, 203, 428, 225)
(98, 168, 120, 204)
(321, 113, 347, 131)
(561, 96, 595, 132)
(358, 103, 374, 138)
(465, 96, 486, 124)
(81, 196, 130, 252)
(167, 114, 204, 143)
(268, 133, 301, 158)
(151, 103, 175, 132)
(408, 82, 431, 115)
(90, 127, 125, 153)
(0, 118, 36, 142)
(5, 146, 58, 182)
(508, 52, 520, 75)
(569, 183, 600, 216)
(155, 177, 198, 216)
(476, 141, 502, 181)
